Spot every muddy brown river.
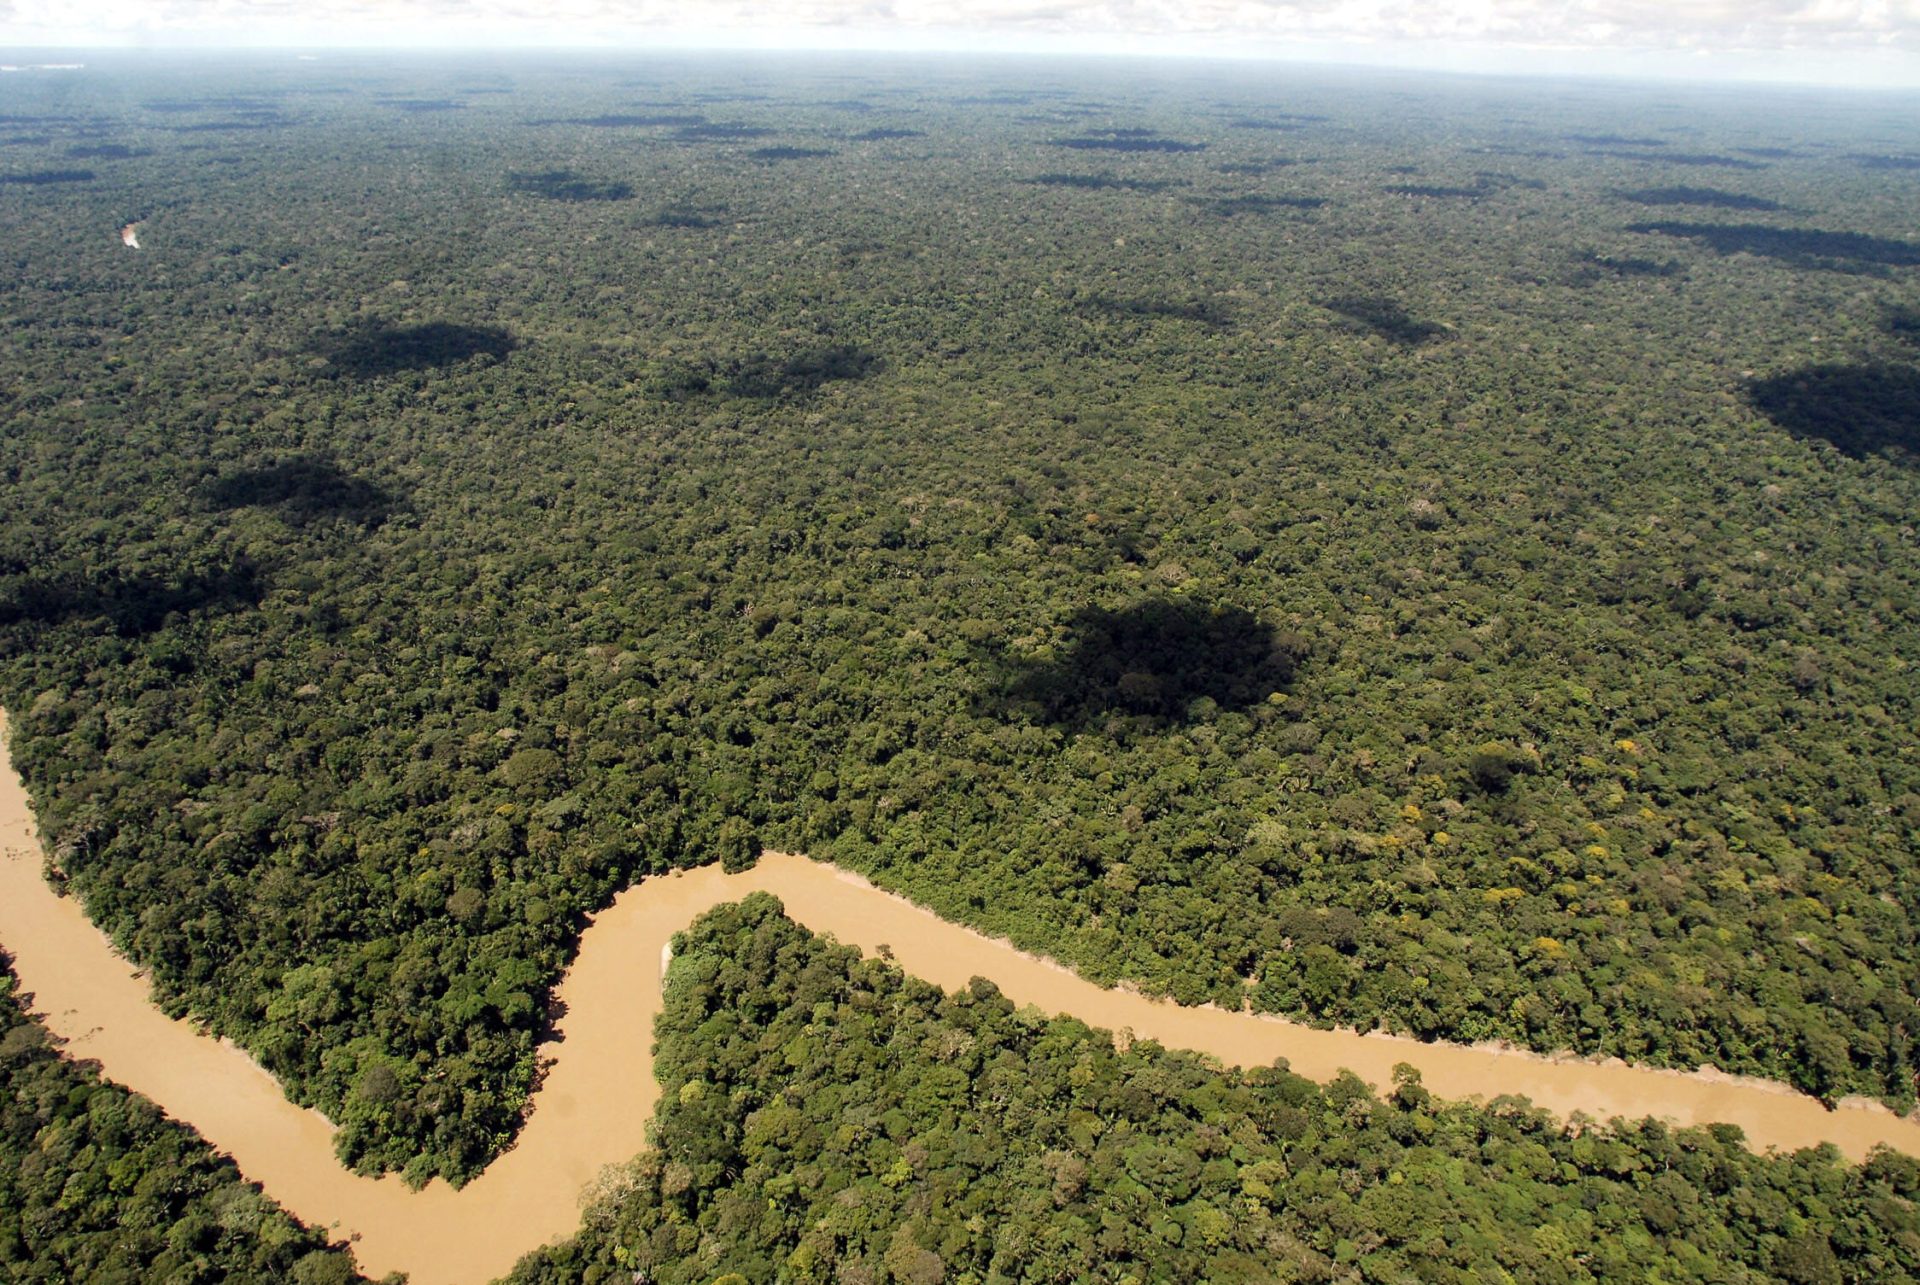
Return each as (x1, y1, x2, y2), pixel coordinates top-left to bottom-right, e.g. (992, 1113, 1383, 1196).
(2, 711, 1916, 1283)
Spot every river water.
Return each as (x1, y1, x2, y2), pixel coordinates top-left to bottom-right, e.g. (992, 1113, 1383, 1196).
(1, 712, 1915, 1283)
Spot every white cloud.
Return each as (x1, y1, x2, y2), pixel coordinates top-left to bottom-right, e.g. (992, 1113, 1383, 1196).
(5, 0, 1919, 84)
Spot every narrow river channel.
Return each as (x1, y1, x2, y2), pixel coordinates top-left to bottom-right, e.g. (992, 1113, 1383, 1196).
(2, 712, 1915, 1284)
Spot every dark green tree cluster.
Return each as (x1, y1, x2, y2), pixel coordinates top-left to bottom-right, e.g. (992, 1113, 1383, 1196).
(1, 55, 1918, 1188)
(506, 170, 635, 202)
(0, 957, 369, 1283)
(514, 896, 1920, 1284)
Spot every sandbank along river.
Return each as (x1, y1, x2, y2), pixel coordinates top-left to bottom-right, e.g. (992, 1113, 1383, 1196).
(2, 712, 1917, 1283)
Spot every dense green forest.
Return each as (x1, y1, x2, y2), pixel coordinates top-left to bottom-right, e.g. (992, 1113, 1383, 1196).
(2, 53, 1919, 1198)
(0, 955, 370, 1282)
(515, 896, 1920, 1283)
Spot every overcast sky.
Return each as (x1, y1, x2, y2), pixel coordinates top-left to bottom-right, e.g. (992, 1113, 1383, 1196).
(6, 0, 1920, 87)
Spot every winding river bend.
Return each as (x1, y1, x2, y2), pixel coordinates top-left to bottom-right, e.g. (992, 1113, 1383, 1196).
(2, 713, 1918, 1284)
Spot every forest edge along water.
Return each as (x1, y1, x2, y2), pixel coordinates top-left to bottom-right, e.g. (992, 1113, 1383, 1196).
(2, 708, 1918, 1285)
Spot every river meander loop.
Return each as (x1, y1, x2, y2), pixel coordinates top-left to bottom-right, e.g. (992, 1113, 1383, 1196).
(1, 712, 1914, 1284)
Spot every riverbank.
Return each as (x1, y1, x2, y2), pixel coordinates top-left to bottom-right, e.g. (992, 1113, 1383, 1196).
(2, 710, 1917, 1283)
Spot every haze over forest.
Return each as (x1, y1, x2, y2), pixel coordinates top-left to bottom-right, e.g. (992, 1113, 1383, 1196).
(2, 47, 1920, 1284)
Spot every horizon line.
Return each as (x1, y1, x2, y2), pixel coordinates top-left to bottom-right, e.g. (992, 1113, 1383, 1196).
(3, 38, 1920, 93)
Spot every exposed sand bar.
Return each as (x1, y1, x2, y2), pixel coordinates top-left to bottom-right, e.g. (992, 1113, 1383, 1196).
(2, 710, 1917, 1284)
